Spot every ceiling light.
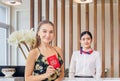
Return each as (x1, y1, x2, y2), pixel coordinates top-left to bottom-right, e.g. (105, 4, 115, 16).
(2, 0, 22, 6)
(74, 0, 93, 4)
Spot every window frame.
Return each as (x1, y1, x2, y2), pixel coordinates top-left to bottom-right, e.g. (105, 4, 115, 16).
(0, 3, 10, 65)
(0, 22, 10, 65)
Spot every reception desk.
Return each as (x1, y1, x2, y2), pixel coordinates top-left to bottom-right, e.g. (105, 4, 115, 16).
(63, 78, 120, 81)
(0, 77, 120, 81)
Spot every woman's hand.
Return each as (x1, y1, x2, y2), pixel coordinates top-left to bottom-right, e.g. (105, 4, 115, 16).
(45, 66, 55, 78)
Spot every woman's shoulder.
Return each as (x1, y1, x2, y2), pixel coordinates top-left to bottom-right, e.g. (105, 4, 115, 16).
(53, 46, 62, 54)
(53, 46, 63, 57)
(29, 48, 38, 54)
(28, 48, 39, 59)
(92, 50, 101, 56)
(73, 50, 79, 54)
(93, 50, 100, 54)
(53, 46, 62, 51)
(71, 50, 80, 57)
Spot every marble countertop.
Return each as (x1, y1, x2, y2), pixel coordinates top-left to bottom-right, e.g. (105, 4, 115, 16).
(63, 78, 120, 81)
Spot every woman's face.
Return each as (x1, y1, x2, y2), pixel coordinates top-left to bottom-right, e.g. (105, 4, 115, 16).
(80, 34, 92, 49)
(38, 23, 54, 44)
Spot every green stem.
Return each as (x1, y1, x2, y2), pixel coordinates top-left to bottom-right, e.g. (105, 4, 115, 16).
(22, 41, 30, 51)
(18, 44, 27, 60)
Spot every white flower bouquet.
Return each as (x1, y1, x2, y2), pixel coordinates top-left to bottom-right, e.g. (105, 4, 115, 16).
(8, 29, 36, 59)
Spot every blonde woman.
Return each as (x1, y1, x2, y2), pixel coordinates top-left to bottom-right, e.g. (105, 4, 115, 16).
(25, 20, 64, 81)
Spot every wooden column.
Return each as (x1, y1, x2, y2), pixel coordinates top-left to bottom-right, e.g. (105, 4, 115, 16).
(61, 0, 65, 60)
(110, 0, 114, 77)
(46, 0, 49, 20)
(30, 0, 34, 29)
(38, 0, 42, 23)
(94, 0, 97, 50)
(69, 0, 73, 62)
(77, 3, 81, 50)
(118, 0, 120, 77)
(53, 0, 57, 46)
(86, 3, 89, 31)
(101, 0, 105, 77)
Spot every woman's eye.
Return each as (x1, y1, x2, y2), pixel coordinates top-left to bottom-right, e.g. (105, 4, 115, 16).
(87, 38, 91, 40)
(49, 31, 53, 34)
(43, 31, 47, 33)
(82, 38, 85, 41)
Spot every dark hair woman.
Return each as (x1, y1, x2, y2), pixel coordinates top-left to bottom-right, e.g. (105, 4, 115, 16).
(69, 31, 102, 79)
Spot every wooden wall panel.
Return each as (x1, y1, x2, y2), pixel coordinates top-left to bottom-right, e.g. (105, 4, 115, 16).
(110, 0, 114, 77)
(86, 4, 89, 31)
(30, 0, 34, 29)
(77, 4, 81, 50)
(118, 0, 120, 77)
(61, 0, 65, 60)
(30, 0, 120, 77)
(101, 0, 105, 77)
(53, 0, 57, 46)
(69, 0, 73, 62)
(46, 0, 49, 20)
(94, 0, 97, 50)
(38, 0, 42, 23)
